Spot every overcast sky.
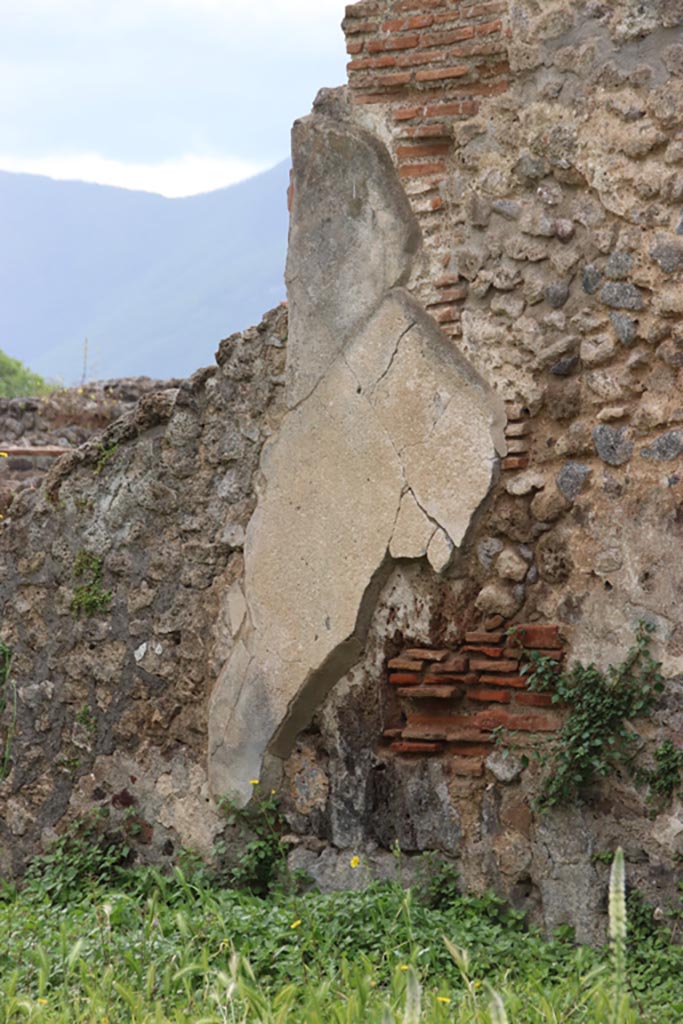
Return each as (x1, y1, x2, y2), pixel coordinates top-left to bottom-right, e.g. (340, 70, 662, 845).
(0, 0, 349, 196)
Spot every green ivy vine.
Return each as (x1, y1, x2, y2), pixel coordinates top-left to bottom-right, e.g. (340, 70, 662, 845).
(522, 622, 666, 809)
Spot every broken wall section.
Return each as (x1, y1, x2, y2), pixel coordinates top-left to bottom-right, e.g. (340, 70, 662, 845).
(0, 308, 287, 875)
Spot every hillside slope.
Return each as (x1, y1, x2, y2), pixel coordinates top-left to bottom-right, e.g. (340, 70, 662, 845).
(0, 162, 289, 381)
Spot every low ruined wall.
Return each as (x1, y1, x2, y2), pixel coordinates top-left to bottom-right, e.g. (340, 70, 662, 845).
(0, 310, 286, 874)
(0, 380, 178, 516)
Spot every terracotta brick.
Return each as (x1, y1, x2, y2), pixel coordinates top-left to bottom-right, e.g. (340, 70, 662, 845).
(467, 687, 512, 703)
(474, 709, 562, 733)
(403, 647, 450, 661)
(396, 141, 452, 159)
(397, 685, 460, 698)
(391, 740, 444, 754)
(501, 456, 529, 471)
(465, 630, 504, 644)
(461, 99, 479, 114)
(397, 49, 447, 67)
(420, 27, 476, 47)
(479, 674, 527, 688)
(394, 105, 425, 120)
(451, 756, 484, 776)
(346, 41, 364, 54)
(456, 79, 510, 96)
(425, 100, 463, 116)
(389, 671, 422, 685)
(470, 658, 519, 673)
(432, 654, 468, 673)
(450, 742, 494, 757)
(382, 727, 404, 738)
(510, 624, 562, 650)
(344, 19, 380, 35)
(399, 161, 447, 178)
(416, 65, 470, 82)
(435, 273, 461, 287)
(348, 55, 397, 71)
(477, 18, 503, 35)
(433, 285, 468, 302)
(388, 656, 424, 671)
(423, 671, 477, 685)
(514, 693, 557, 708)
(383, 13, 435, 30)
(368, 33, 420, 53)
(350, 68, 414, 88)
(462, 644, 505, 658)
(431, 304, 458, 323)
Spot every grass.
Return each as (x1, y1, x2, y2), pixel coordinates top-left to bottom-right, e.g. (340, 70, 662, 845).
(2, 852, 683, 1023)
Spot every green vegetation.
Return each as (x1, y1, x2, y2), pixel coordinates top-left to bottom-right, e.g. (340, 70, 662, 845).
(3, 833, 683, 1022)
(94, 442, 119, 475)
(0, 641, 15, 782)
(70, 551, 112, 618)
(522, 622, 666, 808)
(0, 348, 50, 398)
(641, 738, 683, 809)
(215, 783, 290, 896)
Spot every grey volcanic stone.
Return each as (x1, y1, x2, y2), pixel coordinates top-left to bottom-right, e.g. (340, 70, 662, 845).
(641, 430, 683, 461)
(545, 281, 570, 308)
(556, 462, 593, 501)
(514, 152, 548, 182)
(609, 313, 638, 346)
(599, 282, 644, 310)
(492, 199, 521, 220)
(550, 355, 579, 376)
(650, 239, 683, 274)
(604, 251, 633, 280)
(593, 425, 634, 465)
(582, 265, 602, 294)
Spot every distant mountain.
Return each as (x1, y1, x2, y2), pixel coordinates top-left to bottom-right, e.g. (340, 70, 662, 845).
(0, 162, 290, 383)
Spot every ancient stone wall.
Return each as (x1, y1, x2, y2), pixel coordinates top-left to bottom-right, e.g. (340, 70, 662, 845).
(2, 0, 683, 945)
(0, 310, 286, 874)
(273, 0, 683, 942)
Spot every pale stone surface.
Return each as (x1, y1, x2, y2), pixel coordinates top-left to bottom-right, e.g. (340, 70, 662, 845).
(427, 528, 454, 574)
(209, 112, 504, 805)
(496, 547, 528, 582)
(390, 490, 435, 560)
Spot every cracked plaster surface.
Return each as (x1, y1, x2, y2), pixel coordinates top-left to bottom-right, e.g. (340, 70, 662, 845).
(209, 106, 505, 805)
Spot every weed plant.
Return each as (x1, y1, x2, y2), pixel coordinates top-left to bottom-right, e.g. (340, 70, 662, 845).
(521, 621, 665, 807)
(2, 841, 683, 1022)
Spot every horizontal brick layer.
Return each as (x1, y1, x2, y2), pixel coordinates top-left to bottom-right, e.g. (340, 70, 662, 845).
(382, 622, 567, 770)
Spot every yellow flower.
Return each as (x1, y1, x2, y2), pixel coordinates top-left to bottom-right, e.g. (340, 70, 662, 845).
(437, 996, 451, 1004)
(249, 779, 259, 786)
(0, 452, 7, 458)
(399, 964, 409, 971)
(38, 999, 48, 1005)
(473, 980, 482, 989)
(350, 855, 360, 869)
(290, 919, 302, 929)
(271, 789, 277, 795)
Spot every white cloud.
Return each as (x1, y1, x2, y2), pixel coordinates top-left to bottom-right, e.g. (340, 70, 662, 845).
(0, 152, 270, 197)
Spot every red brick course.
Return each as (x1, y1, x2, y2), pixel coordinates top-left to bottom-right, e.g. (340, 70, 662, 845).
(381, 622, 567, 770)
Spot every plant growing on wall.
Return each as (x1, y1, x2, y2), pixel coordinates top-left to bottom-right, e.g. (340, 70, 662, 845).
(522, 622, 665, 808)
(70, 550, 112, 618)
